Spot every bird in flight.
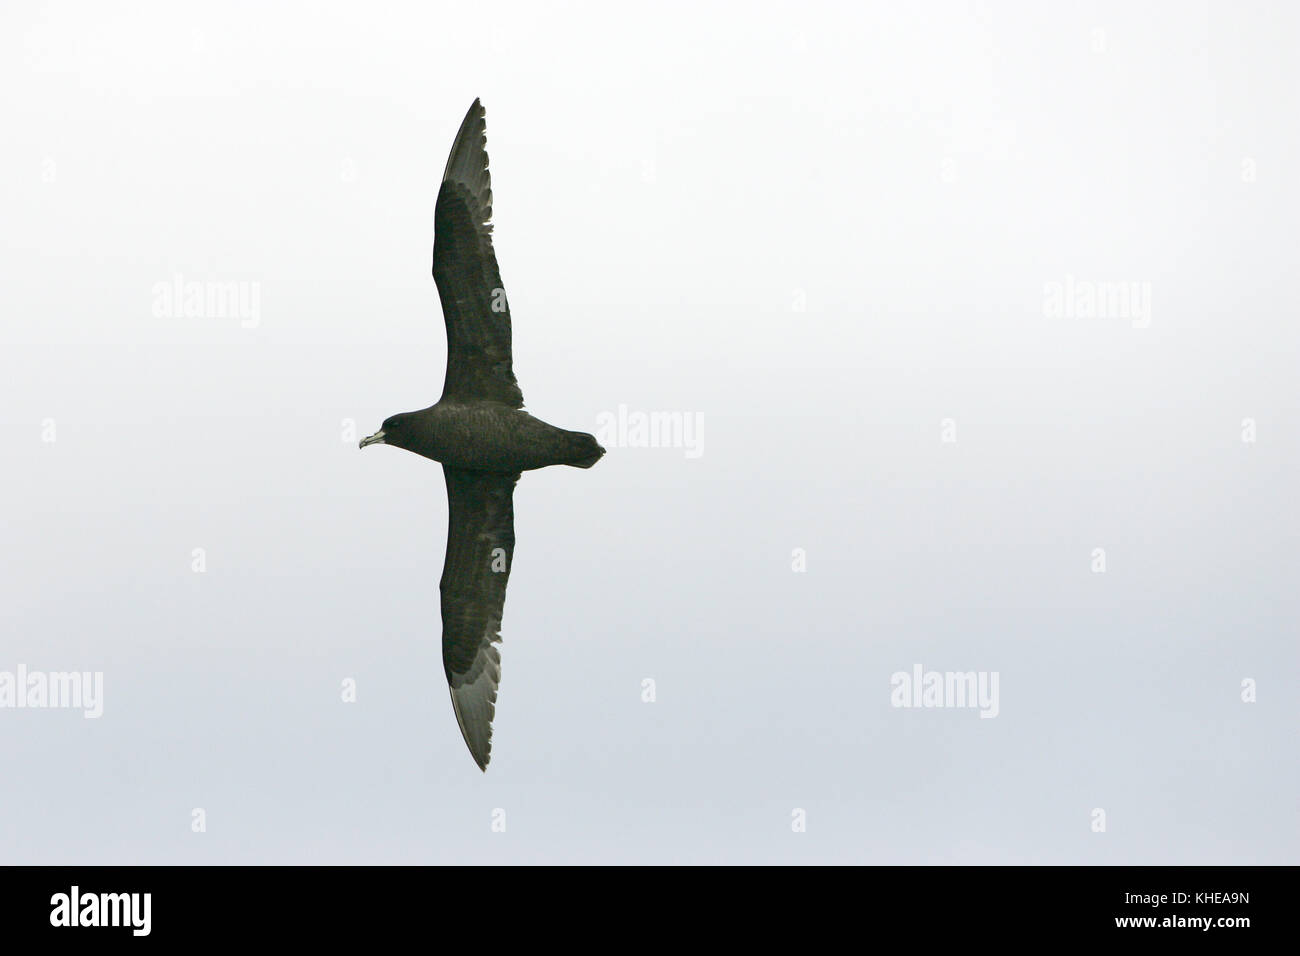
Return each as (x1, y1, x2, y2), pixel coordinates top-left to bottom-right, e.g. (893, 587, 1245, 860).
(360, 99, 604, 770)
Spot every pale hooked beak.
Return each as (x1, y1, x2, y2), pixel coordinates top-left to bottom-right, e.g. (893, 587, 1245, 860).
(359, 430, 386, 449)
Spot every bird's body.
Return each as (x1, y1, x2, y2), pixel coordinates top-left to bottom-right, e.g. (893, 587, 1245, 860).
(376, 401, 603, 473)
(359, 99, 603, 770)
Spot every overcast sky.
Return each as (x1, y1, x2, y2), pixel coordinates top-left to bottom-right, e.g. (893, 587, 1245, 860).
(1, 0, 1296, 863)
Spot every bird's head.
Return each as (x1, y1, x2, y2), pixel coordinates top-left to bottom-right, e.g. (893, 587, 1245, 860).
(359, 412, 414, 452)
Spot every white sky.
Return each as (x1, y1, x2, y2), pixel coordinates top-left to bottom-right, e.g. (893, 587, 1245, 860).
(1, 0, 1296, 863)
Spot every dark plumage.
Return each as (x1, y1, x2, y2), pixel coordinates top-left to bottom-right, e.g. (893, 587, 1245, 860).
(360, 99, 604, 770)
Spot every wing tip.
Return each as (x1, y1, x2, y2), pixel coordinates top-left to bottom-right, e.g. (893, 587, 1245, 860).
(442, 97, 489, 185)
(449, 680, 496, 772)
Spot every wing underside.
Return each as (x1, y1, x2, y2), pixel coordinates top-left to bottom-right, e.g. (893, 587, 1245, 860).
(433, 99, 524, 408)
(440, 465, 519, 769)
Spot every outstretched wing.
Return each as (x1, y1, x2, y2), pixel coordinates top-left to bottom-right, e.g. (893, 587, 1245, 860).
(440, 465, 520, 770)
(433, 98, 524, 408)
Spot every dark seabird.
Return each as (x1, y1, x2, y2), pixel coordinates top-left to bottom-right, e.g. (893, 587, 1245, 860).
(360, 99, 604, 770)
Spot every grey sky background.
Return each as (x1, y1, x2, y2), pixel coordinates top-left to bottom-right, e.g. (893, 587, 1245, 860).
(1, 0, 1296, 863)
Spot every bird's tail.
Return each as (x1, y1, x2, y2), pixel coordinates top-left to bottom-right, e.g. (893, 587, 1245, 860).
(564, 431, 605, 469)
